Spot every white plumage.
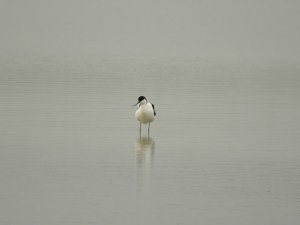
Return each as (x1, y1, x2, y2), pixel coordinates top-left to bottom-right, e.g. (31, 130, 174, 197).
(134, 96, 156, 131)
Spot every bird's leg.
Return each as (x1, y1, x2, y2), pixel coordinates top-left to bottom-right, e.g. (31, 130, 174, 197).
(148, 122, 150, 133)
(139, 122, 141, 137)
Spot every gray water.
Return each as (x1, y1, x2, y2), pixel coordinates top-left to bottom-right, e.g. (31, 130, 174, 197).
(0, 56, 299, 225)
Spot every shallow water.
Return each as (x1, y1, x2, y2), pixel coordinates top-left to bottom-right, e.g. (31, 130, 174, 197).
(0, 56, 299, 225)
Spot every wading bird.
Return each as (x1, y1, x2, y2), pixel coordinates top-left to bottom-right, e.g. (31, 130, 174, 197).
(133, 96, 156, 132)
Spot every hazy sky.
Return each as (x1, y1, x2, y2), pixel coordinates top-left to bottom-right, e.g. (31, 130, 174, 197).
(1, 0, 299, 61)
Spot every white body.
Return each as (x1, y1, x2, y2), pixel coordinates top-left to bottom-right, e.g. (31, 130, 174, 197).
(135, 102, 155, 124)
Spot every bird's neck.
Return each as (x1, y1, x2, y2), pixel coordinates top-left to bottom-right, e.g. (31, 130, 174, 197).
(139, 99, 147, 106)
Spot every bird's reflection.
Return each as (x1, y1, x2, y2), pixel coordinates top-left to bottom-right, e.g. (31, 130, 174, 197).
(135, 136, 155, 188)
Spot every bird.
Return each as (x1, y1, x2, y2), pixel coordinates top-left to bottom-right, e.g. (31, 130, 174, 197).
(133, 96, 156, 132)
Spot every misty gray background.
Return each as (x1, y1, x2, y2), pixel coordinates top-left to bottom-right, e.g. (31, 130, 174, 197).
(1, 0, 300, 62)
(1, 1, 300, 225)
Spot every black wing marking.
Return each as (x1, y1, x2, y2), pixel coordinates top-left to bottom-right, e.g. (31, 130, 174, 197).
(151, 103, 156, 116)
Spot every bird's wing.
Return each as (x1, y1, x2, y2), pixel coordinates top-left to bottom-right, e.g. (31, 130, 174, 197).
(151, 103, 156, 116)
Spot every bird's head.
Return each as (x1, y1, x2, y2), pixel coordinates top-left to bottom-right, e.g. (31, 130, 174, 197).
(133, 96, 147, 106)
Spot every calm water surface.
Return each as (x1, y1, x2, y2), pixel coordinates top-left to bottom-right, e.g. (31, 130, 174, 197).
(0, 56, 299, 225)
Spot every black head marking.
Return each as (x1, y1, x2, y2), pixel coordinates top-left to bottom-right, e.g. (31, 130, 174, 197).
(138, 96, 146, 102)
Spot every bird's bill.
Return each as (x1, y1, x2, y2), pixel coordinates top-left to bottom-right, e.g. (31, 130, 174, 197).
(132, 102, 139, 107)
